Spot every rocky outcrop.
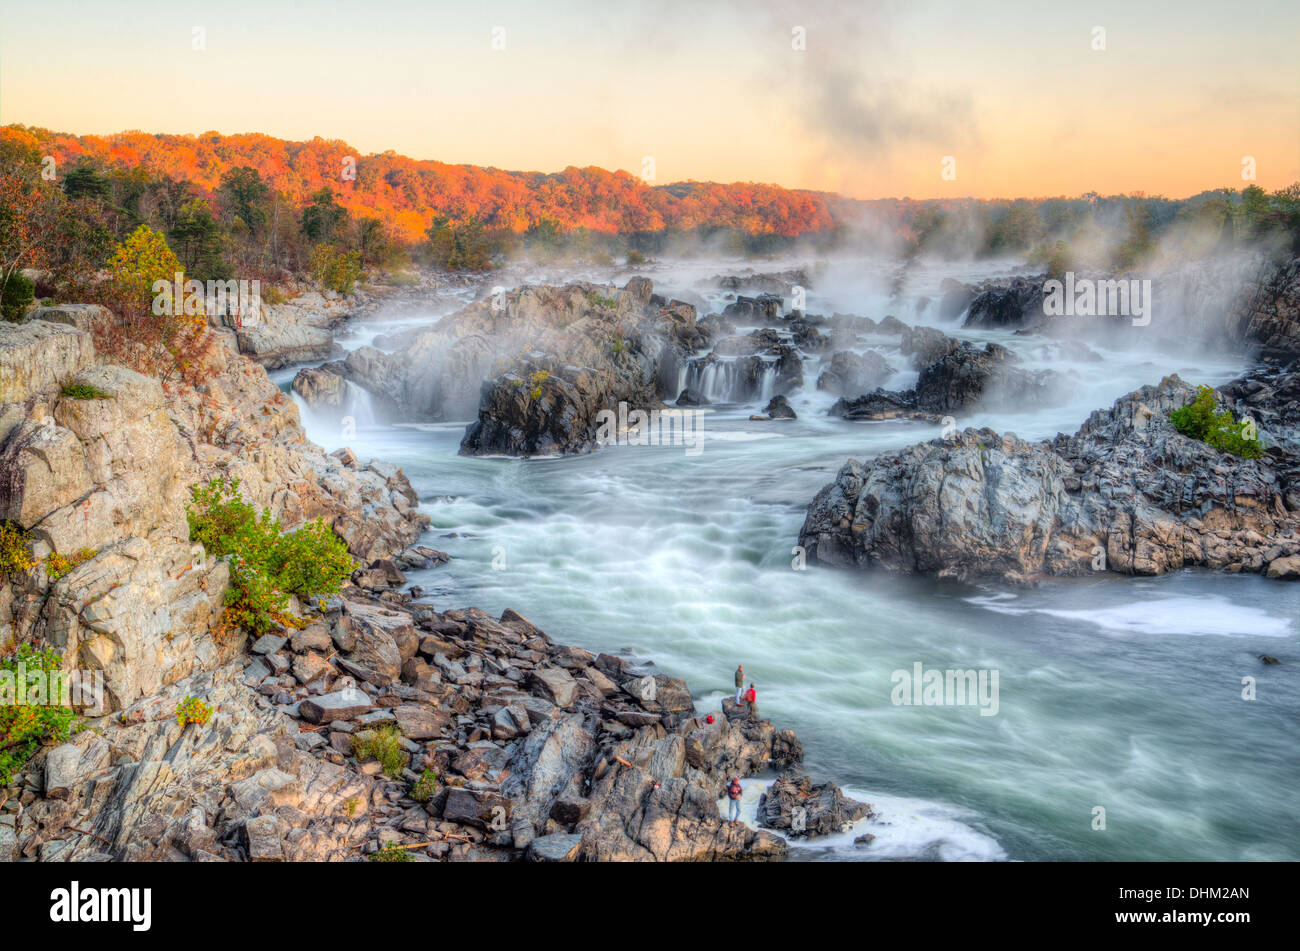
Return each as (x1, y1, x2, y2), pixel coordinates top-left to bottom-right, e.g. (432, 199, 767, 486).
(914, 340, 1060, 413)
(6, 591, 811, 863)
(961, 275, 1047, 330)
(816, 350, 893, 397)
(326, 278, 694, 430)
(0, 320, 95, 405)
(762, 395, 797, 419)
(218, 291, 347, 369)
(1228, 256, 1300, 358)
(756, 771, 873, 837)
(800, 374, 1300, 581)
(0, 317, 428, 712)
(459, 280, 698, 455)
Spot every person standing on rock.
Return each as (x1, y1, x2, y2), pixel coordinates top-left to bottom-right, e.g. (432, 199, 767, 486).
(727, 777, 743, 823)
(734, 664, 746, 702)
(745, 683, 758, 720)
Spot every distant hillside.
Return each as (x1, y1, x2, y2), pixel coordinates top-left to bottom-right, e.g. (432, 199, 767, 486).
(4, 126, 838, 241)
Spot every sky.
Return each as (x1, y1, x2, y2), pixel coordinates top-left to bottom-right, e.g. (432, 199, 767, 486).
(1, 0, 1296, 199)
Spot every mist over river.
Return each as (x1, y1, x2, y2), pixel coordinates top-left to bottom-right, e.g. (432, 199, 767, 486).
(282, 257, 1300, 862)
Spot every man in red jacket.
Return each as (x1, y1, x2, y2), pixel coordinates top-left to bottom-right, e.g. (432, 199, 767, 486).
(726, 777, 743, 823)
(745, 684, 757, 720)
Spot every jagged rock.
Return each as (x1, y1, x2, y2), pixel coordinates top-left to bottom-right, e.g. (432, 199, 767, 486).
(816, 350, 893, 396)
(0, 320, 95, 404)
(44, 732, 110, 800)
(962, 275, 1047, 330)
(762, 395, 797, 419)
(530, 667, 578, 708)
(299, 687, 372, 724)
(527, 832, 583, 862)
(801, 375, 1300, 580)
(756, 770, 873, 837)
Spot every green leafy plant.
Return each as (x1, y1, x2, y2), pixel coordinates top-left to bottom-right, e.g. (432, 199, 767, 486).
(186, 476, 355, 634)
(59, 382, 111, 400)
(411, 768, 439, 802)
(175, 696, 213, 727)
(1, 271, 34, 321)
(309, 244, 362, 294)
(352, 725, 408, 778)
(0, 645, 77, 785)
(44, 548, 97, 582)
(370, 842, 412, 862)
(586, 290, 617, 309)
(0, 521, 36, 578)
(1169, 385, 1265, 459)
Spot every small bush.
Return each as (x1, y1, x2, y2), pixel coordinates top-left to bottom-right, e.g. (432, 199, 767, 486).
(626, 249, 647, 266)
(261, 285, 289, 306)
(1, 272, 35, 322)
(411, 768, 439, 802)
(186, 476, 354, 634)
(0, 521, 36, 578)
(352, 725, 407, 778)
(370, 842, 412, 862)
(175, 696, 213, 727)
(59, 382, 111, 400)
(1169, 385, 1265, 459)
(585, 290, 617, 309)
(44, 548, 97, 582)
(309, 244, 362, 295)
(0, 644, 77, 785)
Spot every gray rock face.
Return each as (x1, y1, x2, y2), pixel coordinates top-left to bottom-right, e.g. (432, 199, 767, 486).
(757, 771, 873, 837)
(0, 320, 95, 405)
(816, 350, 893, 397)
(961, 275, 1048, 330)
(1229, 256, 1300, 358)
(298, 687, 372, 724)
(800, 375, 1300, 581)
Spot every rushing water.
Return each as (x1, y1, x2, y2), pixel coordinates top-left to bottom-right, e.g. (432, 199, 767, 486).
(286, 256, 1300, 862)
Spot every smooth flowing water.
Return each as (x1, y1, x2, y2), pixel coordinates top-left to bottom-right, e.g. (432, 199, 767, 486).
(288, 257, 1300, 862)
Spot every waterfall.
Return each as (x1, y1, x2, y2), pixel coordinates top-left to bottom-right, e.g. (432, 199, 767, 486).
(344, 381, 378, 427)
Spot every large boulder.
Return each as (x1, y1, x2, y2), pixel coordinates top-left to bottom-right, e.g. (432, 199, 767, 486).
(757, 771, 873, 837)
(800, 375, 1300, 581)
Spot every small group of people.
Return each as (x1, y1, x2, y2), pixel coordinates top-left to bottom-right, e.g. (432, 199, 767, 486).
(725, 663, 757, 824)
(733, 663, 757, 719)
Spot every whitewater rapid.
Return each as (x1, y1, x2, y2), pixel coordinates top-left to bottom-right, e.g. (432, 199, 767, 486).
(284, 256, 1300, 861)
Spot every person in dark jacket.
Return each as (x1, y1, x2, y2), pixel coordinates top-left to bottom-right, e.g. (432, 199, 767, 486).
(734, 664, 745, 702)
(726, 777, 743, 823)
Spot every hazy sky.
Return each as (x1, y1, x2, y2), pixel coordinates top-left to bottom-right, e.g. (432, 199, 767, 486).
(2, 0, 1295, 198)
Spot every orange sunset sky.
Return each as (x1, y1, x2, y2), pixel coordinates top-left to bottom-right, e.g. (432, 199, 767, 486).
(1, 0, 1296, 199)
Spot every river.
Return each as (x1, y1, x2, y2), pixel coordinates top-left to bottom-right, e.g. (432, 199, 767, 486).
(277, 255, 1300, 862)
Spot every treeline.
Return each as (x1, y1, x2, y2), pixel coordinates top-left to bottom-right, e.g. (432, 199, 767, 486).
(9, 125, 836, 244)
(868, 186, 1300, 274)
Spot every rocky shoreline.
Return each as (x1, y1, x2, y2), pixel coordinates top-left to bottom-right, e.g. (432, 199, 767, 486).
(0, 308, 868, 863)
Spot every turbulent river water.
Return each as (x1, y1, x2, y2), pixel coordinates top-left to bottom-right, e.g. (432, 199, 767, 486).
(279, 256, 1299, 862)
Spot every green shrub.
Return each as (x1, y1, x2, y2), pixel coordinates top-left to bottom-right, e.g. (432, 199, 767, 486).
(44, 547, 97, 581)
(0, 521, 36, 578)
(186, 476, 355, 634)
(175, 696, 213, 727)
(352, 725, 407, 778)
(1, 272, 35, 322)
(626, 249, 647, 266)
(309, 244, 362, 294)
(370, 842, 412, 862)
(0, 645, 77, 785)
(411, 768, 439, 802)
(1169, 385, 1265, 459)
(59, 382, 111, 400)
